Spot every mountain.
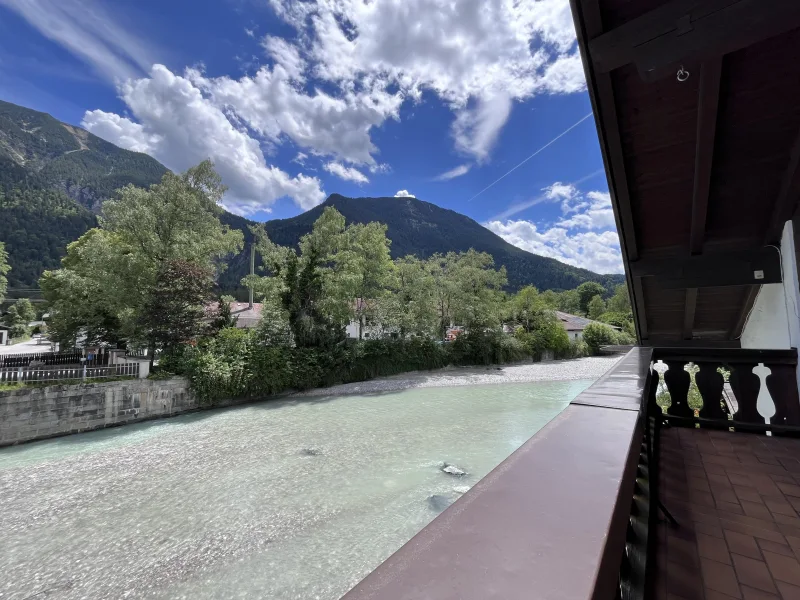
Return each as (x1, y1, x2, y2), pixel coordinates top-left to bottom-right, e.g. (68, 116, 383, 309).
(218, 194, 624, 294)
(0, 98, 622, 295)
(0, 99, 167, 290)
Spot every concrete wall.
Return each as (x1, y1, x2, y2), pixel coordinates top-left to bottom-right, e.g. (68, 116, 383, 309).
(0, 377, 197, 446)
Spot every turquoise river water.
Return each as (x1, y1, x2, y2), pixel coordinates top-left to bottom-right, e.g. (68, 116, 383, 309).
(0, 379, 591, 600)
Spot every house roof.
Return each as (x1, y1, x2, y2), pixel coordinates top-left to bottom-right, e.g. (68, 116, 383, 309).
(206, 301, 263, 329)
(570, 0, 800, 346)
(555, 311, 620, 332)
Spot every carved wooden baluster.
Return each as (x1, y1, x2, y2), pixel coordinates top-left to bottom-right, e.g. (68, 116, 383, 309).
(695, 362, 726, 420)
(648, 365, 660, 413)
(765, 363, 800, 431)
(729, 363, 764, 427)
(664, 361, 692, 418)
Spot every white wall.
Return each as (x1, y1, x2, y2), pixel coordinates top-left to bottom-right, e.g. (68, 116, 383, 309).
(741, 221, 800, 350)
(741, 220, 800, 392)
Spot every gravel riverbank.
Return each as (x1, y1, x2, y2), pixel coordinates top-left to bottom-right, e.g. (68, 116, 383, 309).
(293, 355, 622, 398)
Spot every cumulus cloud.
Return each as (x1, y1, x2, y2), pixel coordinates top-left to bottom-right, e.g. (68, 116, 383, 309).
(395, 190, 415, 198)
(485, 182, 622, 273)
(267, 0, 585, 161)
(434, 164, 471, 181)
(324, 162, 369, 184)
(82, 65, 326, 214)
(485, 220, 622, 273)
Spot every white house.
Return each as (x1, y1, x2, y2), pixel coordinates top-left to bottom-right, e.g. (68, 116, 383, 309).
(555, 311, 621, 341)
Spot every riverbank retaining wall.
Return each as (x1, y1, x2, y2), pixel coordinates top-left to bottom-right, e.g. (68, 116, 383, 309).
(0, 378, 199, 446)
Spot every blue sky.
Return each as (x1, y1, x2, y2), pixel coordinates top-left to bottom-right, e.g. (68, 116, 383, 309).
(0, 0, 622, 273)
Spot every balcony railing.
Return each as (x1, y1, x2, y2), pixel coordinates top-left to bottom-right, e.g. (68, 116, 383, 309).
(341, 347, 800, 600)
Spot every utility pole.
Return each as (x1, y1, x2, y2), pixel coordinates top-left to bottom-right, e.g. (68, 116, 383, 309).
(248, 242, 255, 310)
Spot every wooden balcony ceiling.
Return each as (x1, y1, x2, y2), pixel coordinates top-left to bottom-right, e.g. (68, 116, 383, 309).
(570, 0, 800, 346)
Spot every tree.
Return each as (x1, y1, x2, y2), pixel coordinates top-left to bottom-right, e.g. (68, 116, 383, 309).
(576, 282, 606, 316)
(0, 242, 9, 305)
(212, 296, 239, 330)
(582, 322, 619, 354)
(386, 256, 437, 337)
(607, 284, 632, 314)
(555, 289, 581, 315)
(138, 260, 216, 353)
(4, 298, 37, 339)
(587, 295, 606, 320)
(41, 161, 243, 347)
(512, 286, 544, 331)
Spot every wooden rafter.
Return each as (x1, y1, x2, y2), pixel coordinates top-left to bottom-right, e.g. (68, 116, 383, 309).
(589, 0, 800, 81)
(764, 124, 800, 245)
(684, 58, 722, 340)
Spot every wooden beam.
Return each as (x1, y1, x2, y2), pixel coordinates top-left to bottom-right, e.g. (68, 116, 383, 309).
(729, 285, 760, 339)
(589, 0, 800, 80)
(682, 288, 698, 340)
(643, 339, 742, 349)
(764, 124, 800, 244)
(630, 248, 782, 288)
(690, 59, 722, 255)
(632, 276, 648, 340)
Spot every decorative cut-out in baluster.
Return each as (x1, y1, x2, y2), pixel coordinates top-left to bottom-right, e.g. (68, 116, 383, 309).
(730, 362, 764, 426)
(664, 361, 691, 418)
(752, 364, 775, 433)
(695, 362, 726, 420)
(648, 365, 660, 412)
(765, 364, 800, 431)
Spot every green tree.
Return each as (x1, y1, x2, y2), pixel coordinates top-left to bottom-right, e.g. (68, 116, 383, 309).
(576, 282, 606, 316)
(587, 295, 606, 320)
(0, 242, 9, 305)
(41, 161, 243, 347)
(512, 286, 544, 331)
(4, 298, 36, 339)
(450, 249, 507, 331)
(582, 322, 618, 354)
(553, 289, 580, 314)
(386, 256, 437, 337)
(138, 260, 216, 353)
(607, 284, 632, 314)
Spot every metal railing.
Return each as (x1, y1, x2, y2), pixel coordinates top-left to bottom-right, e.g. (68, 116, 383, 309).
(0, 349, 110, 368)
(0, 363, 139, 383)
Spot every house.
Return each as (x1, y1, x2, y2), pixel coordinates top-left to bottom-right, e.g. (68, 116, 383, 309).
(206, 301, 263, 329)
(0, 325, 9, 346)
(554, 311, 620, 341)
(227, 302, 262, 329)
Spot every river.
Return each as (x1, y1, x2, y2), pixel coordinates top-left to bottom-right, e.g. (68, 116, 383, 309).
(1, 379, 592, 600)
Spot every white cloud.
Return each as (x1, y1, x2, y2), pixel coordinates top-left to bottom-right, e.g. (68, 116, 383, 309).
(292, 152, 309, 165)
(559, 190, 615, 230)
(434, 164, 471, 181)
(324, 161, 369, 184)
(83, 65, 326, 214)
(261, 35, 306, 81)
(452, 94, 513, 161)
(267, 0, 585, 161)
(485, 220, 623, 273)
(0, 0, 157, 81)
(395, 190, 415, 198)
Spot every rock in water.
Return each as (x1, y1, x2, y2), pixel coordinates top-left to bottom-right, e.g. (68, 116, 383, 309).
(441, 463, 467, 477)
(300, 448, 322, 456)
(427, 495, 452, 512)
(453, 485, 471, 494)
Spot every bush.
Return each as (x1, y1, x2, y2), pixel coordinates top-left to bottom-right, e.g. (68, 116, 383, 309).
(449, 330, 526, 365)
(582, 322, 619, 354)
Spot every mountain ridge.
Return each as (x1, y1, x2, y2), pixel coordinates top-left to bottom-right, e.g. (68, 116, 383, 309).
(0, 98, 623, 295)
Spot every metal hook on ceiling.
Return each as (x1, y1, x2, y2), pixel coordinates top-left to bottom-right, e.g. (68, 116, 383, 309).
(677, 65, 690, 82)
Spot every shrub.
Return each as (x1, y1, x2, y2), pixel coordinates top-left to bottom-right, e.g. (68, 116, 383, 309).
(582, 322, 619, 354)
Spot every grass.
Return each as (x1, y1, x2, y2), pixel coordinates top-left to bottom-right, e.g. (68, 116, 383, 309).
(0, 375, 137, 392)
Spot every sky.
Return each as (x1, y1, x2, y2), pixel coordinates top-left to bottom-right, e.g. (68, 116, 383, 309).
(0, 0, 622, 274)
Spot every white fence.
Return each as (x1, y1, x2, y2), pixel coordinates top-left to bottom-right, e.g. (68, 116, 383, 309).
(0, 363, 140, 384)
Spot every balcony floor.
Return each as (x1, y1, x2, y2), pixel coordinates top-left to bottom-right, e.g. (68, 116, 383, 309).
(655, 427, 800, 600)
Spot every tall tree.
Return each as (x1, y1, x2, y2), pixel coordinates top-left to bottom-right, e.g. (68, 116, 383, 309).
(138, 260, 216, 352)
(41, 161, 243, 347)
(607, 283, 632, 314)
(386, 256, 437, 337)
(588, 295, 606, 320)
(576, 282, 606, 316)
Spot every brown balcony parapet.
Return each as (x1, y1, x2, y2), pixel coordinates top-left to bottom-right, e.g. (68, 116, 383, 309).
(341, 348, 654, 600)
